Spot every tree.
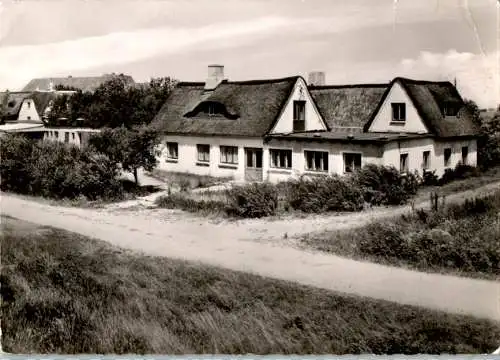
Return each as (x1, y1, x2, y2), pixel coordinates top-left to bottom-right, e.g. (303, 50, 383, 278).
(88, 126, 160, 185)
(47, 76, 175, 129)
(464, 99, 500, 169)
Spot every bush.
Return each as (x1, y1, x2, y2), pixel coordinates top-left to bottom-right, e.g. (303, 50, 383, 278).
(226, 182, 278, 218)
(353, 164, 419, 205)
(439, 164, 480, 185)
(285, 175, 364, 213)
(422, 170, 439, 186)
(0, 135, 123, 200)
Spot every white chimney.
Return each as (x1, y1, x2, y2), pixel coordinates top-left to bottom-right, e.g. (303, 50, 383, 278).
(308, 71, 326, 86)
(205, 64, 224, 90)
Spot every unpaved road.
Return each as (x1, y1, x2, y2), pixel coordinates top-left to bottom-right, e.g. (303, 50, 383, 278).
(1, 182, 500, 321)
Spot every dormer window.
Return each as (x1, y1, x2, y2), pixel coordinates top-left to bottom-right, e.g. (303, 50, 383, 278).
(443, 102, 458, 117)
(205, 102, 222, 116)
(293, 100, 306, 131)
(391, 103, 406, 122)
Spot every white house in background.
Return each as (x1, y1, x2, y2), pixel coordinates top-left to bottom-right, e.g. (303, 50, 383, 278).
(43, 127, 101, 147)
(150, 65, 480, 182)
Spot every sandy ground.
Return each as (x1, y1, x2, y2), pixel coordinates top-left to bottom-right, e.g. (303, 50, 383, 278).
(1, 180, 500, 321)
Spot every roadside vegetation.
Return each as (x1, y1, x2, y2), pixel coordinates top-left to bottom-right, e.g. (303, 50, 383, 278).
(156, 164, 419, 218)
(0, 134, 160, 204)
(300, 189, 500, 280)
(2, 215, 500, 355)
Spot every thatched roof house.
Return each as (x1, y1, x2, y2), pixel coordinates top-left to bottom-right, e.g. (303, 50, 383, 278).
(151, 65, 483, 181)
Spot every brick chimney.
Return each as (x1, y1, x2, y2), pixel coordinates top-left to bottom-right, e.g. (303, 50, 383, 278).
(205, 64, 225, 90)
(308, 71, 326, 86)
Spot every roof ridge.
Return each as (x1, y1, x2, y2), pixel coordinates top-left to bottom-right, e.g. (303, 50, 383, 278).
(395, 77, 454, 86)
(309, 83, 388, 90)
(223, 76, 300, 85)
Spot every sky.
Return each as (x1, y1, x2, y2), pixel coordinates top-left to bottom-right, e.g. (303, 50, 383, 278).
(0, 0, 498, 108)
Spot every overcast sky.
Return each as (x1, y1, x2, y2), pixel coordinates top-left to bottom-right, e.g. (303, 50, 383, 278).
(0, 0, 498, 107)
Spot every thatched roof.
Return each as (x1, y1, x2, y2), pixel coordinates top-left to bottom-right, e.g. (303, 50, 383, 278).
(0, 92, 31, 119)
(364, 78, 480, 137)
(309, 84, 388, 129)
(22, 74, 135, 92)
(152, 77, 299, 137)
(152, 75, 479, 140)
(0, 91, 57, 122)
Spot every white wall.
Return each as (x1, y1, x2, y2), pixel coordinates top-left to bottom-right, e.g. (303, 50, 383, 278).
(383, 137, 477, 177)
(368, 81, 429, 134)
(43, 128, 100, 148)
(157, 135, 264, 182)
(18, 99, 42, 122)
(158, 134, 478, 183)
(269, 77, 327, 134)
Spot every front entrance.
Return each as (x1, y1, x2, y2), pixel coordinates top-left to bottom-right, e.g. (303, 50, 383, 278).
(244, 148, 263, 182)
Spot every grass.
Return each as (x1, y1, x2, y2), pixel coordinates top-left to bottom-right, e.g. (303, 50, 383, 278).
(300, 189, 500, 280)
(148, 169, 232, 191)
(1, 179, 163, 209)
(2, 216, 500, 355)
(415, 166, 500, 203)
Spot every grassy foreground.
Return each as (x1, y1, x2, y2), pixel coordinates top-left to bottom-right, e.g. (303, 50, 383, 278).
(1, 216, 499, 355)
(301, 189, 500, 280)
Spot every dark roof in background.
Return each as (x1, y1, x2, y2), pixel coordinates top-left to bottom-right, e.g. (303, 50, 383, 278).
(0, 91, 58, 122)
(309, 84, 387, 130)
(152, 77, 299, 137)
(22, 74, 135, 92)
(364, 77, 481, 137)
(0, 92, 31, 118)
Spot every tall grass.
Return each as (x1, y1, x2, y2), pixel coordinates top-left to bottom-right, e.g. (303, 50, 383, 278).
(2, 216, 500, 354)
(301, 190, 500, 279)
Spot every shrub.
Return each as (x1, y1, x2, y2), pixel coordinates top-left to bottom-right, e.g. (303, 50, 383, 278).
(285, 175, 365, 213)
(422, 170, 439, 186)
(353, 164, 419, 205)
(226, 182, 279, 218)
(0, 135, 123, 200)
(439, 164, 480, 185)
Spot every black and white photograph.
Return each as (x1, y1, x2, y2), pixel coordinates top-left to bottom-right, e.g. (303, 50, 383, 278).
(0, 0, 499, 356)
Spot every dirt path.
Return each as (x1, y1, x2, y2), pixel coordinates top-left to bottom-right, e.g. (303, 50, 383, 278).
(2, 181, 500, 321)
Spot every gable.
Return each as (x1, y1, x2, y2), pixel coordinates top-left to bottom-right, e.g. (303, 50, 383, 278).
(152, 77, 298, 137)
(367, 81, 429, 134)
(269, 78, 327, 134)
(18, 99, 42, 122)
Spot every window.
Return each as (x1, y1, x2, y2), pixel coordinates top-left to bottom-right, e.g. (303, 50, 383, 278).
(270, 149, 292, 169)
(27, 101, 31, 109)
(461, 146, 468, 165)
(220, 146, 238, 164)
(54, 131, 59, 139)
(444, 148, 452, 167)
(391, 103, 406, 122)
(400, 153, 409, 173)
(305, 151, 328, 172)
(443, 102, 459, 116)
(197, 144, 210, 163)
(27, 116, 31, 120)
(72, 133, 75, 140)
(166, 142, 178, 159)
(422, 150, 430, 170)
(64, 132, 69, 143)
(293, 100, 306, 131)
(246, 148, 262, 168)
(344, 153, 362, 173)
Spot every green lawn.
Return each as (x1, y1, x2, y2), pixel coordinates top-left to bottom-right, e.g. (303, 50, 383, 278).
(2, 216, 499, 354)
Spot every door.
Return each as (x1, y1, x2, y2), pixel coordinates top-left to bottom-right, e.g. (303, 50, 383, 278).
(244, 148, 263, 182)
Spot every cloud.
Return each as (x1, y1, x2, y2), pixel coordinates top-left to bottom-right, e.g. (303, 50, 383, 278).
(0, 16, 306, 89)
(398, 49, 499, 108)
